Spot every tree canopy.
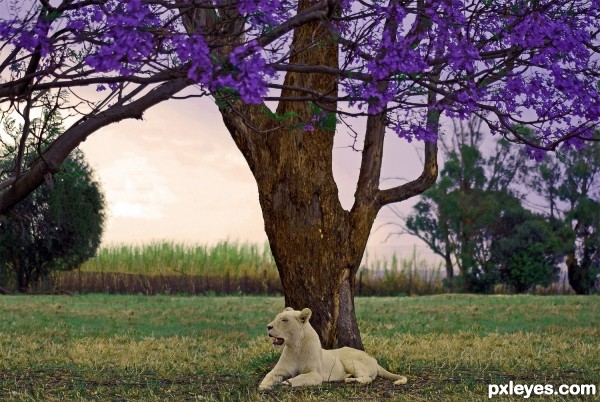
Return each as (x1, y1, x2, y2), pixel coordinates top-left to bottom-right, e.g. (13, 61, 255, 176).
(1, 0, 599, 212)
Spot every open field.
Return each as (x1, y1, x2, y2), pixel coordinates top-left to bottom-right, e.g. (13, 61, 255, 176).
(0, 294, 598, 401)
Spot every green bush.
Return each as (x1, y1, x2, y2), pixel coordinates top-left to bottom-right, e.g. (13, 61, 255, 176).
(0, 151, 105, 292)
(490, 211, 563, 293)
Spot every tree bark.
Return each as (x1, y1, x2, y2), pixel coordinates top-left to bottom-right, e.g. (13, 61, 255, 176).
(14, 260, 29, 293)
(566, 251, 594, 295)
(444, 250, 453, 282)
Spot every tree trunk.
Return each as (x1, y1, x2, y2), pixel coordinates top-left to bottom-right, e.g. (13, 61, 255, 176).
(250, 124, 374, 349)
(214, 0, 371, 349)
(444, 249, 454, 288)
(204, 0, 438, 348)
(566, 251, 593, 295)
(14, 260, 29, 293)
(220, 113, 373, 348)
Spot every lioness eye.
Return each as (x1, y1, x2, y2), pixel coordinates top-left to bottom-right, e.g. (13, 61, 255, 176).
(281, 318, 288, 322)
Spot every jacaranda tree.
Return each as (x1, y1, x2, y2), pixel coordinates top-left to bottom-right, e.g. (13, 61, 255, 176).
(0, 0, 598, 348)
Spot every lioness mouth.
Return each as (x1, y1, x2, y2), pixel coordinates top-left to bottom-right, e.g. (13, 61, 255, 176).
(270, 336, 284, 345)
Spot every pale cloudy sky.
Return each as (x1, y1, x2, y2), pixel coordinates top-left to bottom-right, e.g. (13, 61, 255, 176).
(79, 95, 442, 264)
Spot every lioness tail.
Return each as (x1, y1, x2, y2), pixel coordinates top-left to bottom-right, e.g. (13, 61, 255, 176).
(377, 365, 408, 385)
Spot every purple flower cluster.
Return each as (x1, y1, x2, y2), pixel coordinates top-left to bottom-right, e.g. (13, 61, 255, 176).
(0, 18, 52, 56)
(214, 41, 274, 104)
(484, 3, 600, 145)
(168, 34, 273, 104)
(84, 0, 161, 75)
(76, 0, 273, 102)
(340, 0, 599, 147)
(394, 122, 439, 143)
(172, 34, 212, 83)
(237, 0, 285, 26)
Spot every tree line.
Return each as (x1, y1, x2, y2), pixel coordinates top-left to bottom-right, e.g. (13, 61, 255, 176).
(394, 118, 600, 294)
(2, 116, 597, 296)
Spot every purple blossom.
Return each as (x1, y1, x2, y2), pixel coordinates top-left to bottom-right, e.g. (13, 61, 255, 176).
(1, 19, 53, 55)
(213, 41, 274, 104)
(237, 0, 284, 25)
(171, 34, 212, 83)
(66, 20, 86, 31)
(394, 123, 438, 143)
(524, 146, 547, 162)
(84, 0, 161, 75)
(0, 0, 597, 150)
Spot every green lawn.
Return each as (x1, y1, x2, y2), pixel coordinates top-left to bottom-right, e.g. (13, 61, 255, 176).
(0, 294, 598, 401)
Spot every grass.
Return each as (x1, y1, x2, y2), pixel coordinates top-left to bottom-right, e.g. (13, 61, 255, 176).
(0, 294, 598, 401)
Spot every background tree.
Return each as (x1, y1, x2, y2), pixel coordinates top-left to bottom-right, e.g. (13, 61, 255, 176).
(401, 152, 564, 292)
(530, 140, 600, 294)
(0, 1, 598, 347)
(488, 208, 563, 293)
(394, 118, 530, 290)
(0, 110, 105, 292)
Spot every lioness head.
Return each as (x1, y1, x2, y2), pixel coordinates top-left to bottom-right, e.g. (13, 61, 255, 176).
(266, 307, 312, 347)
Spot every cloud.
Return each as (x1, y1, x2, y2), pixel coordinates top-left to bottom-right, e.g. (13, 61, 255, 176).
(98, 152, 178, 220)
(111, 202, 162, 219)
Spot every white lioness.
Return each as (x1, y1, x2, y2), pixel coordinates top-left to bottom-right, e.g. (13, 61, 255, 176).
(259, 307, 407, 390)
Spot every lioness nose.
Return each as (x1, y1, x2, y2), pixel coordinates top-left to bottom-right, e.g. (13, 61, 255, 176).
(267, 325, 273, 330)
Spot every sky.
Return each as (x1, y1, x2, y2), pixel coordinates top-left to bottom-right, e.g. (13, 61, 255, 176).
(78, 96, 443, 265)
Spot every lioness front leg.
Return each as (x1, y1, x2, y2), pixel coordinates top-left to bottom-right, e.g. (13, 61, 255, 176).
(259, 368, 291, 390)
(283, 372, 323, 388)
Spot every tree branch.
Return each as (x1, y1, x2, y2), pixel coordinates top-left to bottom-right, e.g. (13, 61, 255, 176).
(0, 78, 191, 213)
(352, 112, 386, 210)
(375, 86, 439, 207)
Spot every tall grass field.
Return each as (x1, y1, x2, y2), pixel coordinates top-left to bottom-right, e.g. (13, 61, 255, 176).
(79, 241, 277, 276)
(0, 294, 598, 401)
(51, 241, 446, 295)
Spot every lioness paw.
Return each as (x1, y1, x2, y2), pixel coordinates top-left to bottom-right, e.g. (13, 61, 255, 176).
(258, 384, 272, 391)
(282, 380, 292, 387)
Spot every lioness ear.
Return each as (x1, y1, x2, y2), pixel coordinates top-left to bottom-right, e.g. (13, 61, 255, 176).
(284, 307, 294, 312)
(298, 308, 312, 324)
